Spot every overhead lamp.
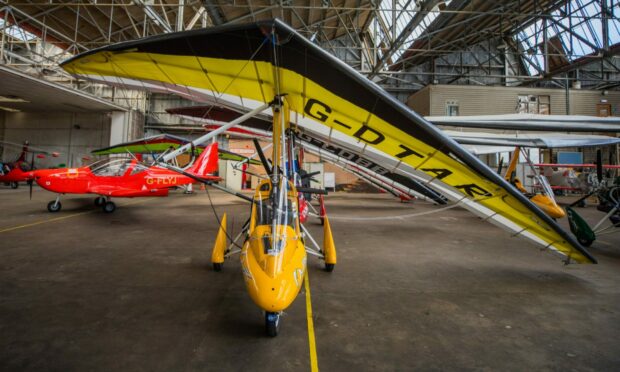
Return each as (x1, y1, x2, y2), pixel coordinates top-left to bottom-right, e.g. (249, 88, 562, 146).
(0, 105, 21, 112)
(0, 95, 29, 103)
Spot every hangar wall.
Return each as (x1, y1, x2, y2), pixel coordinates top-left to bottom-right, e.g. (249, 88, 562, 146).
(408, 85, 620, 116)
(1, 111, 112, 168)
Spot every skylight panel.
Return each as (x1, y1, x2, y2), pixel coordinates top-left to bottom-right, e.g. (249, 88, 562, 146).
(0, 18, 38, 42)
(372, 0, 451, 64)
(515, 0, 618, 76)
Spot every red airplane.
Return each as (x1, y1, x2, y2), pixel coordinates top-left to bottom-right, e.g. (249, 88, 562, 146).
(32, 142, 220, 213)
(1, 141, 59, 189)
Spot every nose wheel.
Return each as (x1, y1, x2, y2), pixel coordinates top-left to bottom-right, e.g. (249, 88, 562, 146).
(47, 200, 61, 212)
(265, 312, 281, 337)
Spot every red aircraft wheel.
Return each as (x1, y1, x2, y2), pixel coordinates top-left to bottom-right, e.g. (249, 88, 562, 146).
(47, 201, 61, 212)
(10, 182, 18, 189)
(103, 201, 116, 213)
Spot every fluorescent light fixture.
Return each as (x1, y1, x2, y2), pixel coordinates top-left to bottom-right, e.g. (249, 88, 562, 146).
(0, 106, 21, 112)
(0, 95, 29, 103)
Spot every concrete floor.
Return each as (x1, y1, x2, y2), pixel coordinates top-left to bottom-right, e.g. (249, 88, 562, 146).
(1, 185, 619, 371)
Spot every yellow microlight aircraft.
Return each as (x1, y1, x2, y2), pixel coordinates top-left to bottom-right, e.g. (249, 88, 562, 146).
(152, 98, 337, 336)
(217, 99, 336, 336)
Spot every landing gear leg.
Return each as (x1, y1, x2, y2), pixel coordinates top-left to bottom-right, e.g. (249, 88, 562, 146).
(265, 312, 281, 337)
(94, 196, 105, 207)
(47, 196, 61, 212)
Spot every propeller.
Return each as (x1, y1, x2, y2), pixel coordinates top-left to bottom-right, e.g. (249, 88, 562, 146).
(300, 170, 321, 180)
(253, 138, 272, 175)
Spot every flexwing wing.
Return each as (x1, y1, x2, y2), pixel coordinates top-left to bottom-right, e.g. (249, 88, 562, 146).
(92, 134, 260, 165)
(428, 114, 620, 132)
(446, 131, 620, 151)
(61, 19, 595, 263)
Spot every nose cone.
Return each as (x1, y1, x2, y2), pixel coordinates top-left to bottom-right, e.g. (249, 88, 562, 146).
(531, 194, 566, 219)
(32, 169, 62, 189)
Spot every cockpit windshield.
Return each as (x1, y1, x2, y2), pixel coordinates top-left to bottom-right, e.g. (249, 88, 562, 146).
(256, 196, 297, 227)
(91, 158, 134, 177)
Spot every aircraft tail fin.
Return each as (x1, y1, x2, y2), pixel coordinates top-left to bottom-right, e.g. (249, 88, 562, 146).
(186, 142, 219, 178)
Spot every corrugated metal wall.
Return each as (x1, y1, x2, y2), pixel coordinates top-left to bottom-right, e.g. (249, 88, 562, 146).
(1, 112, 111, 168)
(407, 85, 620, 116)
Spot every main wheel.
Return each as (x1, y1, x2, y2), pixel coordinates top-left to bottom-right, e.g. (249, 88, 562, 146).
(10, 182, 18, 189)
(103, 201, 116, 213)
(265, 312, 280, 337)
(325, 263, 335, 272)
(94, 197, 105, 207)
(47, 200, 61, 212)
(213, 263, 223, 272)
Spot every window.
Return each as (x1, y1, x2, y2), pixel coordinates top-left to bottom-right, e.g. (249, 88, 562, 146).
(446, 101, 459, 116)
(130, 163, 149, 175)
(91, 159, 132, 177)
(517, 95, 550, 114)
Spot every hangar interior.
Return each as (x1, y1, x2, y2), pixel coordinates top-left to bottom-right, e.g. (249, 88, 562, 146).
(1, 0, 620, 370)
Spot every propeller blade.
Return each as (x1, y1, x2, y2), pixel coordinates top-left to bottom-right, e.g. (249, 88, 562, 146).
(28, 180, 33, 200)
(300, 171, 321, 180)
(252, 138, 272, 175)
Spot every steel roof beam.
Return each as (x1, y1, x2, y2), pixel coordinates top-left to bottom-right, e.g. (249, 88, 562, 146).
(369, 0, 444, 77)
(133, 0, 173, 33)
(202, 0, 225, 25)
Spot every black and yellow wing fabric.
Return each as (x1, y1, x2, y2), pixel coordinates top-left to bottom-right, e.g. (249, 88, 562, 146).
(61, 19, 595, 263)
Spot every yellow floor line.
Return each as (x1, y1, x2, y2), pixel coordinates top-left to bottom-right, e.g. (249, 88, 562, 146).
(0, 198, 150, 234)
(304, 270, 319, 372)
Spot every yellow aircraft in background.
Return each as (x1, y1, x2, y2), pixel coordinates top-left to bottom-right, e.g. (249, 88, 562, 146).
(504, 146, 566, 219)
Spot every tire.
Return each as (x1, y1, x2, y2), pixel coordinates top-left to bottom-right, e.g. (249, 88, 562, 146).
(213, 263, 223, 272)
(325, 263, 335, 272)
(578, 237, 594, 247)
(94, 197, 105, 207)
(10, 182, 18, 189)
(103, 201, 116, 213)
(265, 312, 280, 337)
(47, 201, 61, 212)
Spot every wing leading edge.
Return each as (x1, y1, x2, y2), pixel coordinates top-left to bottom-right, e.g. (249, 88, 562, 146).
(61, 19, 595, 263)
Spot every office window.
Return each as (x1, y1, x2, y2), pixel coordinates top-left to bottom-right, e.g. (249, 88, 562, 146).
(517, 95, 550, 114)
(446, 101, 459, 116)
